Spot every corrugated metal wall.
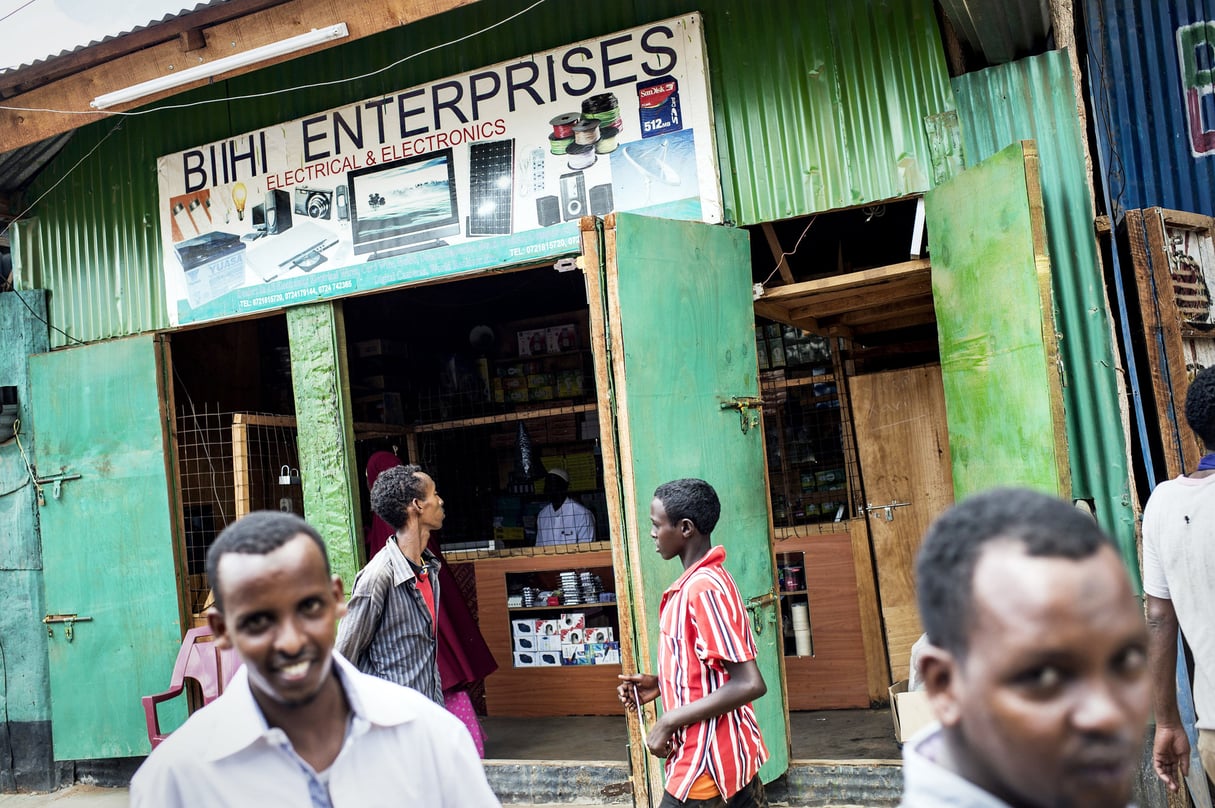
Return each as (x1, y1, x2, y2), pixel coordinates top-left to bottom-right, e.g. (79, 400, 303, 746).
(953, 51, 1139, 585)
(1085, 0, 1215, 218)
(23, 0, 954, 345)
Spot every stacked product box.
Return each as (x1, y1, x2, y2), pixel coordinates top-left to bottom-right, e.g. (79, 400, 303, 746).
(511, 618, 562, 667)
(557, 612, 620, 666)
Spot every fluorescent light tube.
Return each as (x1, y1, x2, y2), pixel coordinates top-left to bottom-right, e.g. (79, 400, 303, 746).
(91, 23, 349, 110)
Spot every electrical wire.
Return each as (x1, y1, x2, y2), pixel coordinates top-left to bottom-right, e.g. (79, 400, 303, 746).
(759, 215, 817, 288)
(0, 0, 550, 118)
(10, 419, 42, 504)
(0, 0, 39, 28)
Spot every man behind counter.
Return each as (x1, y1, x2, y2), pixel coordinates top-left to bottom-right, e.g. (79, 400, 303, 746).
(535, 468, 595, 547)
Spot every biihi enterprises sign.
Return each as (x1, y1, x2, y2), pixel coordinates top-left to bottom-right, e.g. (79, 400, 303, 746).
(156, 13, 719, 326)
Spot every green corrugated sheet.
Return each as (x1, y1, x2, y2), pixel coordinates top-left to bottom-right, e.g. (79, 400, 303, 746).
(952, 51, 1140, 588)
(21, 0, 954, 345)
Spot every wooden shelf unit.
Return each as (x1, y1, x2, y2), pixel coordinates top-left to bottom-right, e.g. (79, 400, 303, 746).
(773, 533, 871, 710)
(475, 549, 622, 716)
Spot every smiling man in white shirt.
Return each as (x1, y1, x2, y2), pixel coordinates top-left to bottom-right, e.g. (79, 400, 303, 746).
(130, 511, 499, 808)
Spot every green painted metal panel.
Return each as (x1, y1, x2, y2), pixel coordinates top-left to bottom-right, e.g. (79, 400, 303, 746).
(22, 0, 954, 342)
(926, 142, 1066, 500)
(609, 212, 787, 780)
(0, 291, 52, 723)
(28, 335, 184, 759)
(710, 0, 955, 219)
(286, 302, 361, 588)
(952, 51, 1139, 587)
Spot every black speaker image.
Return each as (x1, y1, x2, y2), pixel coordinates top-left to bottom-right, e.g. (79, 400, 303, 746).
(264, 189, 293, 234)
(335, 185, 349, 221)
(536, 195, 561, 227)
(589, 184, 613, 216)
(559, 172, 586, 221)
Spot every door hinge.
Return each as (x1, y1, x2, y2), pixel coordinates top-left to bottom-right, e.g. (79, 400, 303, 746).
(720, 396, 764, 434)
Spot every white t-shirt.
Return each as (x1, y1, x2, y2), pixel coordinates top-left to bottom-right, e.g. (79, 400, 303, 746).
(535, 498, 595, 546)
(1143, 473, 1215, 730)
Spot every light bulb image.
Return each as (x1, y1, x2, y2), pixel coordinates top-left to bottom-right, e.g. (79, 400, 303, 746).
(231, 182, 248, 221)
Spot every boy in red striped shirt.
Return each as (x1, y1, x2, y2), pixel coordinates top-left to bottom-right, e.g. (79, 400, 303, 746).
(618, 478, 770, 807)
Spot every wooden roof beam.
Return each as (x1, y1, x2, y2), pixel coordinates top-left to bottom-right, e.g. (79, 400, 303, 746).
(755, 258, 931, 303)
(0, 0, 481, 153)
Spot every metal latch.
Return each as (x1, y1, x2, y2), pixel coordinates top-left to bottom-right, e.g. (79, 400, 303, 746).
(34, 471, 81, 505)
(861, 500, 911, 521)
(745, 589, 778, 635)
(720, 396, 764, 434)
(44, 613, 92, 642)
(553, 256, 583, 273)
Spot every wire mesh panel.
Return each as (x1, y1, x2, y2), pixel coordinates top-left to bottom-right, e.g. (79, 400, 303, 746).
(757, 324, 861, 536)
(176, 407, 301, 619)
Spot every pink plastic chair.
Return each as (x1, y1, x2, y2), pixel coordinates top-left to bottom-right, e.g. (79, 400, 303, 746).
(142, 625, 242, 748)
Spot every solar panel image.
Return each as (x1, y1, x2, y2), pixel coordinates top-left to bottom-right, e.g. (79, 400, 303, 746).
(468, 139, 516, 236)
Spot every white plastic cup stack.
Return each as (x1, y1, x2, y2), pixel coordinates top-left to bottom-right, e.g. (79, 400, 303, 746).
(791, 603, 812, 656)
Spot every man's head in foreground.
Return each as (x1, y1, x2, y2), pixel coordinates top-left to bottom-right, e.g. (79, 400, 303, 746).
(915, 488, 1150, 808)
(206, 511, 345, 713)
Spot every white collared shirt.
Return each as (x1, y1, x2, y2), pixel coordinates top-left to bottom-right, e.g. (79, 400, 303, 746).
(131, 653, 500, 807)
(535, 498, 595, 546)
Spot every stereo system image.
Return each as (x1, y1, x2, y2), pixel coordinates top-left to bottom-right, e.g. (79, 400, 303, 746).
(559, 172, 586, 221)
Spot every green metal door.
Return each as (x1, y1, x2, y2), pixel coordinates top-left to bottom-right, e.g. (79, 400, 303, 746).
(925, 140, 1070, 501)
(602, 212, 789, 790)
(30, 335, 185, 759)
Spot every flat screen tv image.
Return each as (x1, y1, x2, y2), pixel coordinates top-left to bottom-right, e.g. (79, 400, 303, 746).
(347, 148, 460, 259)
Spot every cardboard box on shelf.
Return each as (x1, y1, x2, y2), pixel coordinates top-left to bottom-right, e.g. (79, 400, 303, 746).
(513, 651, 538, 667)
(514, 636, 539, 652)
(585, 626, 614, 644)
(518, 328, 549, 357)
(493, 526, 525, 543)
(511, 619, 537, 636)
(536, 619, 560, 637)
(536, 651, 562, 666)
(889, 680, 935, 743)
(537, 635, 562, 652)
(561, 644, 592, 665)
(546, 323, 579, 353)
(529, 385, 555, 401)
(355, 338, 409, 358)
(588, 641, 621, 665)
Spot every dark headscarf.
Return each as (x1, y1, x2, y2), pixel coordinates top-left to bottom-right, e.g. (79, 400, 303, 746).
(365, 451, 402, 556)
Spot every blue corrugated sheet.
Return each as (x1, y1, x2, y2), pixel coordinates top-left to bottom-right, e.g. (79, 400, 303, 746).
(1086, 0, 1215, 218)
(953, 50, 1139, 586)
(21, 0, 954, 345)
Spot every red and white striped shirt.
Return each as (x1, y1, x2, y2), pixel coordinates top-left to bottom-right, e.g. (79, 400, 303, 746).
(657, 545, 768, 801)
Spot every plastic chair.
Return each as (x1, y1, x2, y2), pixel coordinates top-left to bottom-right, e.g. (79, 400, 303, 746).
(142, 625, 242, 748)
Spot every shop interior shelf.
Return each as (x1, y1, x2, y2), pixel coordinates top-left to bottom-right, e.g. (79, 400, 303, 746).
(507, 602, 617, 613)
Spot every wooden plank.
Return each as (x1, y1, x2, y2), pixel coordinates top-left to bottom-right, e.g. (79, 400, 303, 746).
(1127, 209, 1185, 481)
(1144, 208, 1205, 475)
(1023, 142, 1072, 498)
(1162, 209, 1215, 232)
(0, 0, 482, 151)
(0, 0, 290, 98)
(231, 419, 251, 519)
(848, 518, 890, 702)
(851, 366, 955, 684)
(785, 279, 933, 319)
(756, 259, 932, 302)
(776, 533, 870, 710)
(411, 402, 596, 433)
(761, 223, 796, 285)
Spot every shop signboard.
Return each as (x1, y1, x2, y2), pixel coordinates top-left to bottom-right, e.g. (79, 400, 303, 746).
(156, 13, 718, 325)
